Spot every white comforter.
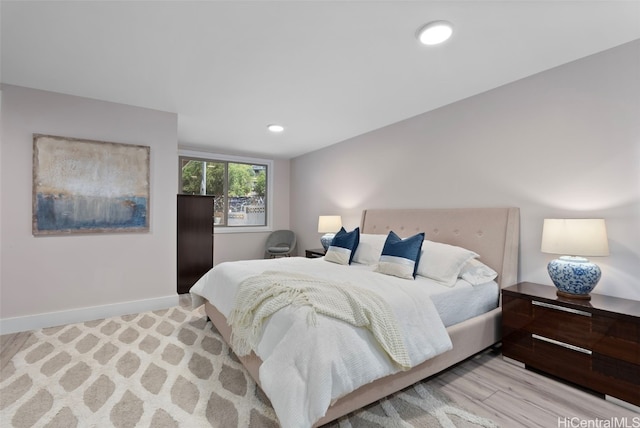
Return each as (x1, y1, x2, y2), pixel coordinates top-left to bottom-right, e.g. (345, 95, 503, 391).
(190, 257, 452, 428)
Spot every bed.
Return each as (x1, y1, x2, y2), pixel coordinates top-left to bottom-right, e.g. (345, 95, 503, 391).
(191, 207, 520, 427)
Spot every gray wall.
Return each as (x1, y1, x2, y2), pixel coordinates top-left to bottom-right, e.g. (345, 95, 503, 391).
(0, 85, 292, 332)
(291, 40, 640, 301)
(0, 85, 179, 328)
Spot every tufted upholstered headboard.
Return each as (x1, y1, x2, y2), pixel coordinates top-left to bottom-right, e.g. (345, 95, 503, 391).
(360, 207, 520, 289)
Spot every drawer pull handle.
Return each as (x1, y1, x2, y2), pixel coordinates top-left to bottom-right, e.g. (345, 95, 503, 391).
(532, 334, 592, 355)
(532, 300, 592, 317)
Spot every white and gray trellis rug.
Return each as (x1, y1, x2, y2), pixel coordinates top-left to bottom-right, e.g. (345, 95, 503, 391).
(0, 303, 498, 428)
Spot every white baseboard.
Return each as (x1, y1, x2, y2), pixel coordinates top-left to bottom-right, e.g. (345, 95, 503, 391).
(0, 295, 180, 335)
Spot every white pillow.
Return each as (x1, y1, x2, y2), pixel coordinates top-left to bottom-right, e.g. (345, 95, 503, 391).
(416, 240, 478, 286)
(324, 246, 351, 265)
(459, 259, 498, 285)
(352, 233, 387, 265)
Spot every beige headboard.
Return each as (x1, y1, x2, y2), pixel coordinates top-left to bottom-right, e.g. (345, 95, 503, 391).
(360, 207, 520, 289)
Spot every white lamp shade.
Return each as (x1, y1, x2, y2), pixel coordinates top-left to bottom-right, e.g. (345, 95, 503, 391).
(318, 215, 342, 233)
(541, 219, 609, 257)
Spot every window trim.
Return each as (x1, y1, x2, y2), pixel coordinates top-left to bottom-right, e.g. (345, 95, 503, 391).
(178, 149, 273, 234)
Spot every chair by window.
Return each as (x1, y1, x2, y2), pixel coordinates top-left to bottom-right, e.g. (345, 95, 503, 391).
(265, 230, 296, 258)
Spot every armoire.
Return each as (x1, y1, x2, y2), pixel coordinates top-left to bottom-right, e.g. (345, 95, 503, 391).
(176, 194, 214, 294)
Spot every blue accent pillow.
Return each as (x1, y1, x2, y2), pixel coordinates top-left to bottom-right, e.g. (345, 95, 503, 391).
(324, 227, 360, 265)
(375, 231, 425, 279)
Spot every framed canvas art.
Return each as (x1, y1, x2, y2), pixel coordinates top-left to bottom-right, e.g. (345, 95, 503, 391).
(33, 134, 150, 235)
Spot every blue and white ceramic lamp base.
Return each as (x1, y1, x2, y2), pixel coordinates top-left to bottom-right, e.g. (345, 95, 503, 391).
(320, 233, 336, 251)
(547, 256, 601, 300)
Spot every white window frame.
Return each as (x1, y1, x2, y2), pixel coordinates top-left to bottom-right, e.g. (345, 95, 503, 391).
(179, 149, 273, 234)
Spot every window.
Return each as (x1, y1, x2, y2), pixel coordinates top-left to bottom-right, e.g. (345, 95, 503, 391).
(178, 151, 272, 231)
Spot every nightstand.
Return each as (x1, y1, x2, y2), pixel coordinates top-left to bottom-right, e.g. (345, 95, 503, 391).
(305, 248, 326, 258)
(502, 282, 640, 408)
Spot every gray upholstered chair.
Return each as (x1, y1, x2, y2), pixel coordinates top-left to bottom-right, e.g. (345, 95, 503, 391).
(264, 230, 296, 258)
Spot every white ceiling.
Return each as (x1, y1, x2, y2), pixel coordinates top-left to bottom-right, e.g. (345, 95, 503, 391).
(2, 1, 640, 159)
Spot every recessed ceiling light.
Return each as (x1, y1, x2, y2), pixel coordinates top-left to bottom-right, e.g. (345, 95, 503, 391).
(267, 124, 284, 133)
(416, 21, 453, 45)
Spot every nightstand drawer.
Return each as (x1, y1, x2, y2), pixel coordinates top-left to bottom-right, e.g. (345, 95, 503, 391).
(592, 353, 640, 405)
(593, 352, 639, 381)
(592, 315, 640, 365)
(530, 300, 593, 349)
(530, 335, 592, 386)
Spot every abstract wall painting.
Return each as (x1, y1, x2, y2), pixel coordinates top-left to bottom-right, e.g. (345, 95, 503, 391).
(33, 134, 150, 235)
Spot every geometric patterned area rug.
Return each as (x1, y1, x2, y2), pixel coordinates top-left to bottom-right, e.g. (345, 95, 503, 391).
(0, 303, 498, 428)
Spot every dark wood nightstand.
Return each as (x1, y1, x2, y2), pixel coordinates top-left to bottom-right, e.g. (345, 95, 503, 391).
(501, 282, 640, 408)
(305, 248, 326, 258)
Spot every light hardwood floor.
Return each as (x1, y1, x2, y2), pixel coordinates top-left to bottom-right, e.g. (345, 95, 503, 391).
(2, 319, 637, 426)
(431, 347, 638, 426)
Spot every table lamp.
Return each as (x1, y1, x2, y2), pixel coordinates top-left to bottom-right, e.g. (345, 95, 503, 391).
(318, 215, 342, 251)
(541, 218, 609, 300)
